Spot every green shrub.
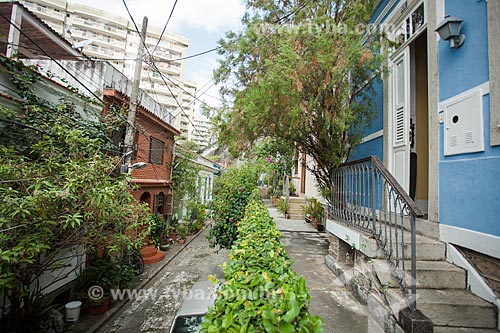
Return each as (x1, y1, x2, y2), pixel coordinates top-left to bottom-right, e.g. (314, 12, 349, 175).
(206, 164, 259, 250)
(201, 200, 324, 332)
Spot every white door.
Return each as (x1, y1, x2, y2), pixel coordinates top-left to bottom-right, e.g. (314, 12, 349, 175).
(391, 47, 410, 192)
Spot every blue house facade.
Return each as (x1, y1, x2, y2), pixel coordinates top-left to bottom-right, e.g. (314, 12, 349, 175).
(347, 0, 499, 317)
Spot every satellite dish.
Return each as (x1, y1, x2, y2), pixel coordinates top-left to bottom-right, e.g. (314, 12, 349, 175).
(73, 39, 93, 49)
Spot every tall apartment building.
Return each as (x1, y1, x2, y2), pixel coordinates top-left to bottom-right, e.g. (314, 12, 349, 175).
(190, 112, 212, 152)
(18, 0, 197, 136)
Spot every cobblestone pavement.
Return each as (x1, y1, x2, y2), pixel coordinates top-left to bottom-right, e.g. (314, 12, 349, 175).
(96, 229, 228, 333)
(95, 205, 382, 333)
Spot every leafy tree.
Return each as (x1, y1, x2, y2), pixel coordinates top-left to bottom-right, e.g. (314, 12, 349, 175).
(171, 141, 202, 217)
(207, 163, 259, 250)
(212, 0, 385, 201)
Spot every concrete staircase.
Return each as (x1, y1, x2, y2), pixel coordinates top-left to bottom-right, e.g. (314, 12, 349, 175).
(371, 231, 498, 332)
(287, 196, 305, 220)
(140, 245, 164, 265)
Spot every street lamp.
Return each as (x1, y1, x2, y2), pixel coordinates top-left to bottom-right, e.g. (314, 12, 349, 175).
(119, 151, 147, 173)
(435, 15, 465, 48)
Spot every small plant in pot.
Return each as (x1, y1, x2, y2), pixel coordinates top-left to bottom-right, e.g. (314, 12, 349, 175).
(277, 197, 289, 218)
(176, 224, 188, 244)
(289, 180, 297, 197)
(75, 255, 115, 315)
(167, 214, 179, 241)
(147, 214, 167, 249)
(303, 197, 324, 229)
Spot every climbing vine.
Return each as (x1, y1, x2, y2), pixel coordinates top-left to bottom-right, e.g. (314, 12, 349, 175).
(0, 56, 149, 331)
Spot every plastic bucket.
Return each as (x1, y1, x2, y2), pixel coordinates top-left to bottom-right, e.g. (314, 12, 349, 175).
(65, 301, 82, 322)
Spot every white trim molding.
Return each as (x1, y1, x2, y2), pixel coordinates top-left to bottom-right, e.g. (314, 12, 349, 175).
(447, 244, 497, 304)
(361, 129, 384, 143)
(438, 81, 490, 111)
(440, 223, 500, 259)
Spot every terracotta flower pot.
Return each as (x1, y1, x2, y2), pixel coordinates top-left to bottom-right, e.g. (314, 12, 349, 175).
(86, 297, 109, 316)
(178, 239, 186, 244)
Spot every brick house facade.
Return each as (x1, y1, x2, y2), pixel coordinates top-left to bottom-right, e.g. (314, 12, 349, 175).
(103, 89, 180, 219)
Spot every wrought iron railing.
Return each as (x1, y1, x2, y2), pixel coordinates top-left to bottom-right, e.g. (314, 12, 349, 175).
(328, 156, 423, 313)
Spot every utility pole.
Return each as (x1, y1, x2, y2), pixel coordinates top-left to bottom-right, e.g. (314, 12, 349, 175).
(123, 16, 148, 170)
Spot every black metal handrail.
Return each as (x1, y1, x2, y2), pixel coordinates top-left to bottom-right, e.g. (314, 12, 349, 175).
(329, 155, 423, 314)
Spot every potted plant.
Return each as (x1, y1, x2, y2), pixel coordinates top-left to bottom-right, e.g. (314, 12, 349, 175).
(176, 224, 188, 244)
(277, 197, 289, 218)
(268, 187, 275, 204)
(289, 181, 297, 197)
(303, 197, 324, 229)
(75, 256, 115, 315)
(166, 214, 179, 241)
(147, 214, 166, 248)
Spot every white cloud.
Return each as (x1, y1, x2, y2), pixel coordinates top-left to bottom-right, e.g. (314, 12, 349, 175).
(69, 0, 236, 110)
(70, 0, 244, 33)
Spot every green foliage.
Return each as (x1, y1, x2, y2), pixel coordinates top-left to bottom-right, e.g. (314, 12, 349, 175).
(254, 137, 295, 196)
(0, 56, 149, 331)
(201, 200, 323, 332)
(172, 143, 202, 217)
(277, 197, 289, 216)
(176, 224, 188, 240)
(211, 0, 385, 202)
(303, 197, 325, 221)
(206, 163, 259, 250)
(147, 214, 167, 248)
(75, 254, 135, 306)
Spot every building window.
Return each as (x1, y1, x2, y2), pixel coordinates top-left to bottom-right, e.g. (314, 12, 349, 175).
(154, 192, 164, 215)
(149, 137, 164, 165)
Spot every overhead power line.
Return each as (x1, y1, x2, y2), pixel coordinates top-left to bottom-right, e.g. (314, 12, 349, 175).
(122, 0, 212, 149)
(152, 0, 178, 55)
(0, 10, 179, 164)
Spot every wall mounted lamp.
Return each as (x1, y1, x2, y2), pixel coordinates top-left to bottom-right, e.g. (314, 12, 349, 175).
(120, 161, 147, 174)
(435, 15, 465, 48)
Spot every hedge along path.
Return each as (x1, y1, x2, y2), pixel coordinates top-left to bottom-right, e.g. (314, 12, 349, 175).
(201, 199, 324, 333)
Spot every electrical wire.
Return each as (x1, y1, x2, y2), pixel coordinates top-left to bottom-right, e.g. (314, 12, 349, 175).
(0, 11, 180, 171)
(152, 0, 178, 55)
(122, 0, 212, 149)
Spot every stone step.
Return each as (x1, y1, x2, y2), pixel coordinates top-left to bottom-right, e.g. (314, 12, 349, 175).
(287, 214, 304, 220)
(434, 327, 500, 333)
(373, 260, 466, 289)
(365, 234, 446, 261)
(387, 289, 497, 329)
(288, 208, 304, 215)
(288, 196, 306, 204)
(142, 250, 165, 265)
(140, 245, 158, 258)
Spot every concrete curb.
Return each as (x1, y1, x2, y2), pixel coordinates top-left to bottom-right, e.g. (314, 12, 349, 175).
(85, 228, 206, 333)
(325, 255, 405, 333)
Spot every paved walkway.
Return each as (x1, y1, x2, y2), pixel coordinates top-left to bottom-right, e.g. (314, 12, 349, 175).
(68, 202, 381, 333)
(267, 200, 383, 333)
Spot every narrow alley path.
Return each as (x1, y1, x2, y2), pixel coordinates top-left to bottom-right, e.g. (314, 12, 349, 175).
(268, 202, 383, 333)
(96, 229, 228, 333)
(94, 205, 381, 333)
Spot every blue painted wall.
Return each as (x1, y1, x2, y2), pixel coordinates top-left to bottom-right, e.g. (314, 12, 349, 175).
(439, 1, 489, 101)
(350, 136, 383, 161)
(350, 79, 384, 162)
(439, 0, 500, 237)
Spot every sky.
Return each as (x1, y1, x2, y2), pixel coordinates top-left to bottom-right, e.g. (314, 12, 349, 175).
(71, 0, 246, 112)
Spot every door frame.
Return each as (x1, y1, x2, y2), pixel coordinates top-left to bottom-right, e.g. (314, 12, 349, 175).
(382, 0, 440, 222)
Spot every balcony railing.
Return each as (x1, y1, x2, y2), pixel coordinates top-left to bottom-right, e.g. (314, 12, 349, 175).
(329, 156, 423, 314)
